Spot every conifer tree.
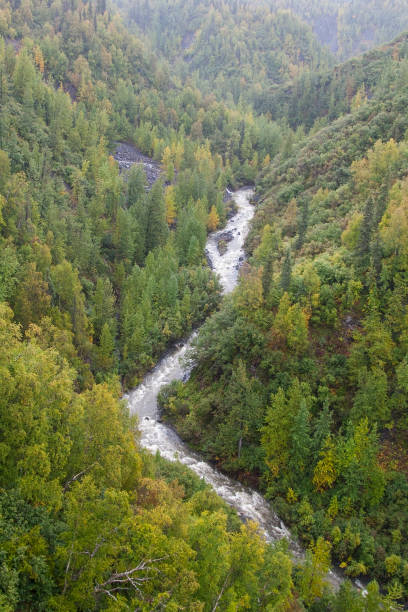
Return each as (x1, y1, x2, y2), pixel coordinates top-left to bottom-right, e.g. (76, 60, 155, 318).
(355, 197, 375, 275)
(145, 180, 168, 254)
(127, 165, 146, 206)
(97, 322, 116, 374)
(289, 399, 312, 477)
(280, 248, 292, 292)
(165, 185, 177, 226)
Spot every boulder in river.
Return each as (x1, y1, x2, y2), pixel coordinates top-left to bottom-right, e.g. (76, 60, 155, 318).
(217, 240, 228, 255)
(205, 249, 214, 269)
(216, 230, 234, 255)
(217, 230, 234, 242)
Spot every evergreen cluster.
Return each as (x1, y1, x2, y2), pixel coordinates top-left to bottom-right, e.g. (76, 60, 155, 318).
(161, 25, 408, 607)
(1, 0, 408, 608)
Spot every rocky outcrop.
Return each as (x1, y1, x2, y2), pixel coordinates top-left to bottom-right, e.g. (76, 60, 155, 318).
(114, 142, 162, 188)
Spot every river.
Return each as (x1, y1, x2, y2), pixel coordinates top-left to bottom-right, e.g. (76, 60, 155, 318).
(126, 187, 344, 589)
(126, 188, 301, 548)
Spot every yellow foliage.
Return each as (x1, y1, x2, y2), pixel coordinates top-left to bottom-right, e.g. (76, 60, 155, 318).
(34, 45, 44, 73)
(162, 145, 172, 168)
(300, 537, 332, 605)
(380, 177, 408, 259)
(271, 293, 309, 355)
(162, 141, 184, 173)
(351, 84, 367, 112)
(287, 487, 298, 504)
(327, 495, 339, 520)
(163, 321, 171, 337)
(313, 438, 337, 492)
(234, 267, 264, 315)
(351, 138, 402, 201)
(173, 141, 184, 171)
(207, 205, 219, 231)
(301, 263, 321, 308)
(341, 212, 363, 250)
(165, 185, 177, 226)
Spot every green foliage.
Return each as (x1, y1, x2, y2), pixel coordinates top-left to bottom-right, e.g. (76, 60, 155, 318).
(0, 299, 309, 610)
(120, 0, 332, 105)
(161, 27, 408, 602)
(3, 0, 408, 607)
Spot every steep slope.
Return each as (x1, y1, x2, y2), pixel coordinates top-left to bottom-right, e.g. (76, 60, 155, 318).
(162, 31, 408, 602)
(116, 0, 333, 103)
(116, 0, 408, 107)
(0, 0, 407, 609)
(254, 30, 408, 128)
(0, 0, 299, 389)
(275, 0, 408, 60)
(0, 1, 315, 610)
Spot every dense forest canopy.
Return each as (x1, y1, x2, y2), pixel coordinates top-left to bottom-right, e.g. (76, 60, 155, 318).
(115, 0, 333, 103)
(116, 0, 408, 104)
(1, 0, 408, 608)
(162, 16, 408, 608)
(273, 0, 408, 59)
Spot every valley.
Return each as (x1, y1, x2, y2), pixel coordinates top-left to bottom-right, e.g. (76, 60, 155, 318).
(1, 0, 408, 609)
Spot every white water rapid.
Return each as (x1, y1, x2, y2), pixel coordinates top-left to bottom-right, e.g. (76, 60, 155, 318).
(126, 187, 343, 589)
(126, 188, 301, 551)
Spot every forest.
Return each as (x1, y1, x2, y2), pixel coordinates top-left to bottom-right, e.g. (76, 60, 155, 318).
(1, 0, 408, 609)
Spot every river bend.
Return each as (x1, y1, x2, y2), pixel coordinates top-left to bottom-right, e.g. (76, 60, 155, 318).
(125, 188, 306, 553)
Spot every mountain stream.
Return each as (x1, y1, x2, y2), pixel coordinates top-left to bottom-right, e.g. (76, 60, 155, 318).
(126, 185, 345, 590)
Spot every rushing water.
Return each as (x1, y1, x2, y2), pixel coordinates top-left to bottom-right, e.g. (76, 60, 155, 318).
(126, 188, 301, 551)
(126, 187, 344, 588)
(122, 166, 356, 592)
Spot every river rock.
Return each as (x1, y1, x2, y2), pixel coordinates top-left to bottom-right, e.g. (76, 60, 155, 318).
(217, 240, 228, 255)
(216, 230, 234, 254)
(217, 230, 234, 242)
(205, 249, 214, 268)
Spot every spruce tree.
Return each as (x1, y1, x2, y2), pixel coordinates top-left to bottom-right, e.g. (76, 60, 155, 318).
(295, 197, 309, 251)
(97, 322, 115, 374)
(280, 248, 292, 292)
(289, 399, 312, 477)
(355, 197, 374, 276)
(127, 165, 146, 206)
(262, 251, 274, 298)
(313, 401, 332, 453)
(145, 180, 168, 254)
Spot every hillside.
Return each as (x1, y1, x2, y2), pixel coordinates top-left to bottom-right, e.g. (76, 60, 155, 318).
(116, 0, 333, 103)
(0, 0, 308, 609)
(0, 0, 407, 609)
(0, 0, 299, 389)
(253, 30, 408, 128)
(116, 0, 408, 108)
(162, 27, 408, 603)
(274, 0, 408, 60)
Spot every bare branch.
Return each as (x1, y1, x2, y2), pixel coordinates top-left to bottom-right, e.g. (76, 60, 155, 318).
(63, 549, 74, 596)
(94, 558, 168, 602)
(212, 569, 232, 612)
(63, 463, 97, 492)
